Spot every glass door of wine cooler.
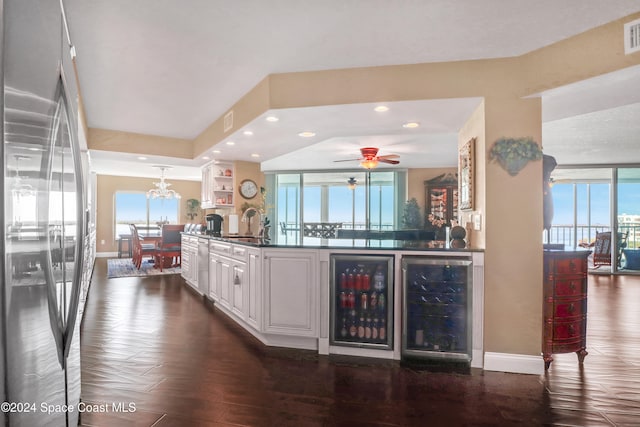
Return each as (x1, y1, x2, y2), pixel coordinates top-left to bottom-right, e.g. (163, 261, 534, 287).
(330, 254, 394, 349)
(402, 256, 472, 361)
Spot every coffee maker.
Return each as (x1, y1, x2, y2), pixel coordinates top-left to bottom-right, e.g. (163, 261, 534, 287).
(206, 214, 224, 236)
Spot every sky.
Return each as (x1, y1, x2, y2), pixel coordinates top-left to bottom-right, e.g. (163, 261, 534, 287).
(552, 182, 640, 225)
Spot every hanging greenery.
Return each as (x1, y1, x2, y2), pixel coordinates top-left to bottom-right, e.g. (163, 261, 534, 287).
(489, 137, 543, 176)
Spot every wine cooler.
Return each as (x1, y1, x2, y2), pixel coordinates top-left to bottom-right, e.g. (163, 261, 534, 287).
(330, 254, 394, 349)
(402, 256, 473, 361)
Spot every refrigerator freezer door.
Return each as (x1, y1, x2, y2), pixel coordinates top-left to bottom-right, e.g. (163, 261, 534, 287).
(2, 0, 84, 425)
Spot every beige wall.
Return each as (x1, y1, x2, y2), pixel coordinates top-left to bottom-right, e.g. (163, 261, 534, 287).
(96, 175, 201, 253)
(458, 101, 486, 249)
(89, 128, 192, 159)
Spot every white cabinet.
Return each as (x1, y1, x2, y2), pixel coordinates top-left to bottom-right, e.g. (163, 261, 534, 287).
(246, 247, 262, 331)
(231, 259, 246, 318)
(201, 160, 235, 209)
(263, 249, 319, 337)
(181, 235, 199, 291)
(218, 255, 233, 310)
(208, 251, 220, 301)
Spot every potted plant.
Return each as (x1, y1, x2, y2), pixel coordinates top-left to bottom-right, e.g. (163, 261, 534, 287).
(402, 198, 422, 229)
(489, 137, 543, 176)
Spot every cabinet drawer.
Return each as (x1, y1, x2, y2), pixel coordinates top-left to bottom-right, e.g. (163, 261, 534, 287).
(553, 258, 586, 275)
(231, 245, 246, 260)
(554, 278, 586, 297)
(209, 241, 231, 254)
(553, 318, 585, 341)
(553, 300, 585, 318)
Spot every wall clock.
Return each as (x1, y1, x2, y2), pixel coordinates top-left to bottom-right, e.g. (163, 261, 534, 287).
(239, 179, 258, 199)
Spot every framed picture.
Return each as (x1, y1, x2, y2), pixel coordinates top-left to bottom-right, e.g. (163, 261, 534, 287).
(459, 137, 475, 211)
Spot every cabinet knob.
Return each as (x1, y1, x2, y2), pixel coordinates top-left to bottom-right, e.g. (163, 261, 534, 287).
(569, 261, 577, 271)
(569, 324, 575, 335)
(570, 282, 576, 291)
(568, 303, 575, 313)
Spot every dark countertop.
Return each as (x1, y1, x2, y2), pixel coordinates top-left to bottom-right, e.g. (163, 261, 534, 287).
(184, 233, 482, 252)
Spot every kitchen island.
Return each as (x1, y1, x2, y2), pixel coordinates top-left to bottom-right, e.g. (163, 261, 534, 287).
(181, 233, 485, 368)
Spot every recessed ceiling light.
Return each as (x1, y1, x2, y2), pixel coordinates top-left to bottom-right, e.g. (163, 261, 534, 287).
(137, 156, 148, 161)
(202, 156, 210, 160)
(265, 115, 279, 122)
(226, 141, 235, 146)
(374, 106, 389, 112)
(402, 122, 420, 128)
(298, 131, 316, 137)
(212, 149, 221, 154)
(251, 153, 260, 158)
(243, 130, 254, 136)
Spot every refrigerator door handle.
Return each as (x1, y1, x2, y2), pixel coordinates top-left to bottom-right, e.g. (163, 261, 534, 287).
(40, 77, 85, 368)
(59, 74, 86, 363)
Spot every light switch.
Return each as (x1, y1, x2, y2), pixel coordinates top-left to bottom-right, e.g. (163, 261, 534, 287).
(473, 214, 482, 231)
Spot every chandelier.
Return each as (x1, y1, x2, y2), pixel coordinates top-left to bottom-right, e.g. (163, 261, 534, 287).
(147, 166, 181, 199)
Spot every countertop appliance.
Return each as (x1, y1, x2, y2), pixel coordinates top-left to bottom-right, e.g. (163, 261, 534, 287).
(206, 213, 224, 236)
(1, 0, 90, 425)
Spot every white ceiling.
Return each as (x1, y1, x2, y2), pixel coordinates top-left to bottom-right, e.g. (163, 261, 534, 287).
(65, 1, 640, 180)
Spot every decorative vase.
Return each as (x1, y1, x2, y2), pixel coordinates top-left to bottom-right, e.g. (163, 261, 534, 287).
(498, 156, 530, 176)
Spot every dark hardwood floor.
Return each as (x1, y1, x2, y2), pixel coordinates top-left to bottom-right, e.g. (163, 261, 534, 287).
(79, 258, 640, 426)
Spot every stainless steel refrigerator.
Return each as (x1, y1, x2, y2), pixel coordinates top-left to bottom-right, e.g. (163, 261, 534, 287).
(2, 0, 88, 425)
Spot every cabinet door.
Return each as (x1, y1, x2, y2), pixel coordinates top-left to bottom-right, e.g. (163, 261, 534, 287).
(218, 256, 233, 310)
(208, 253, 220, 301)
(231, 261, 245, 318)
(189, 246, 199, 288)
(263, 250, 318, 337)
(246, 248, 262, 330)
(181, 241, 190, 282)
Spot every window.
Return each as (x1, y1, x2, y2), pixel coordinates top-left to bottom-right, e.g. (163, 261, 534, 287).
(270, 170, 402, 244)
(114, 192, 179, 238)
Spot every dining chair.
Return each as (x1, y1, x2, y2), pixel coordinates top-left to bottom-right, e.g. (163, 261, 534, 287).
(129, 224, 156, 269)
(154, 224, 183, 271)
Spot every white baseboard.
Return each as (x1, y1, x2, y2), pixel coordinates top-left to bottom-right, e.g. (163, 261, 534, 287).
(483, 352, 544, 375)
(97, 252, 118, 258)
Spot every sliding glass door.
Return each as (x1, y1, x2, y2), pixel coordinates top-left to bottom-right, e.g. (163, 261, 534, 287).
(549, 166, 640, 273)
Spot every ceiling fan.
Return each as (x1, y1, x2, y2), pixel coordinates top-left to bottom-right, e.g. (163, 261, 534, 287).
(334, 147, 400, 169)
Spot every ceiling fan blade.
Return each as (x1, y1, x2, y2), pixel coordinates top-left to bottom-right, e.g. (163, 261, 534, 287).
(377, 154, 400, 160)
(379, 158, 400, 165)
(333, 158, 362, 163)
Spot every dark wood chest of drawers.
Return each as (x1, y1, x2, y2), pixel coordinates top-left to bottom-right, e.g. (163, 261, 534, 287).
(543, 250, 590, 369)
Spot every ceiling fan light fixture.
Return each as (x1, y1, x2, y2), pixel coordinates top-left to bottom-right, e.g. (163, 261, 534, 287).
(374, 105, 389, 112)
(360, 158, 379, 169)
(347, 177, 357, 190)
